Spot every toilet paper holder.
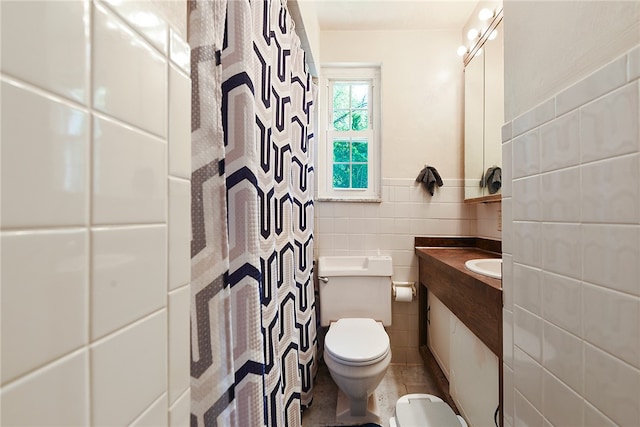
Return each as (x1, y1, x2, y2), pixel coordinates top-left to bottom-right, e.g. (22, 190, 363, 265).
(392, 281, 416, 298)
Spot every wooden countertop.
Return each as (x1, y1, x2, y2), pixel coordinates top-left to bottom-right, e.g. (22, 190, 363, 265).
(415, 245, 502, 357)
(415, 247, 502, 290)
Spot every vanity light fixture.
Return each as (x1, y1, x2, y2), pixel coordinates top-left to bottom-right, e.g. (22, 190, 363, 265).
(478, 8, 494, 21)
(460, 7, 503, 66)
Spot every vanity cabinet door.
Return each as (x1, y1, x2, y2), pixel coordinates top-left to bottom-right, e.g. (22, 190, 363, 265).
(450, 315, 499, 427)
(427, 290, 450, 379)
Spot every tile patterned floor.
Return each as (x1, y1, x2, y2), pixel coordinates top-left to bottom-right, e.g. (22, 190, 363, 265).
(302, 360, 445, 427)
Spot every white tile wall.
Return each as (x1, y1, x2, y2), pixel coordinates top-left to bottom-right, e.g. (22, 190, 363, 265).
(540, 166, 580, 222)
(514, 389, 544, 427)
(513, 264, 542, 316)
(130, 394, 169, 427)
(169, 286, 191, 404)
(100, 0, 169, 54)
(583, 343, 640, 427)
(512, 221, 542, 267)
(582, 224, 640, 295)
(542, 370, 584, 427)
(503, 46, 640, 427)
(315, 177, 477, 363)
(0, 0, 89, 103)
(93, 3, 167, 137)
(513, 175, 540, 221)
(502, 254, 514, 312)
(1, 82, 89, 228)
(0, 350, 90, 426)
(503, 364, 514, 426)
(0, 1, 191, 425)
(512, 129, 541, 179)
(541, 223, 581, 279)
(581, 153, 640, 224)
(91, 311, 167, 426)
(514, 306, 543, 363)
(92, 116, 167, 224)
(542, 321, 583, 394)
(1, 230, 88, 384)
(91, 225, 167, 339)
(169, 67, 192, 179)
(170, 389, 192, 427)
(539, 110, 580, 173)
(555, 56, 628, 117)
(476, 202, 501, 240)
(541, 272, 583, 336)
(169, 178, 191, 290)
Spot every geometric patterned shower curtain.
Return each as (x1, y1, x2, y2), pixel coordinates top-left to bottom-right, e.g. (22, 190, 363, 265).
(188, 0, 317, 425)
(251, 0, 317, 425)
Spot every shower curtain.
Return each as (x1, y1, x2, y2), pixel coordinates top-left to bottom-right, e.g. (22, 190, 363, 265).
(189, 0, 317, 425)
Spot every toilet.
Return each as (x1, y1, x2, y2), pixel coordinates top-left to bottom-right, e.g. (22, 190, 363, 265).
(317, 255, 394, 424)
(390, 394, 468, 427)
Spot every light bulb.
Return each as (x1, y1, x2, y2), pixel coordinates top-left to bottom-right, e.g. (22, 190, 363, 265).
(467, 28, 479, 40)
(475, 48, 483, 57)
(478, 8, 494, 21)
(457, 45, 467, 56)
(488, 29, 498, 40)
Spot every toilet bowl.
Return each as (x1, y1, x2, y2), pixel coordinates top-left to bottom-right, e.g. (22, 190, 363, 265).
(323, 318, 391, 423)
(317, 255, 394, 424)
(389, 394, 468, 427)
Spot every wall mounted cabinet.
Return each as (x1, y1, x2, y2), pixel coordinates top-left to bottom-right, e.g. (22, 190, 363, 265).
(464, 16, 504, 202)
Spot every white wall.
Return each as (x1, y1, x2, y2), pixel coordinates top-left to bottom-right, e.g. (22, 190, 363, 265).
(502, 3, 640, 425)
(321, 30, 467, 180)
(316, 29, 476, 363)
(0, 1, 191, 425)
(504, 0, 640, 121)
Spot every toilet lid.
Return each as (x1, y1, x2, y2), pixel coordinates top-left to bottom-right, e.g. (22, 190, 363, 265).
(395, 395, 463, 427)
(325, 318, 390, 365)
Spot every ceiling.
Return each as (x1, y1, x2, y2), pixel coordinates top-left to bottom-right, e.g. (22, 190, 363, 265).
(312, 0, 478, 31)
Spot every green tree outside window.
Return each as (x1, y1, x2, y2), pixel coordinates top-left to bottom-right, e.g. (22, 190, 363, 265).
(331, 82, 370, 189)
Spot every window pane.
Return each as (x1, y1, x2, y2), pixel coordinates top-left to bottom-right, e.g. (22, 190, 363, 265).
(333, 140, 350, 162)
(333, 164, 350, 188)
(333, 110, 350, 131)
(351, 110, 369, 131)
(351, 140, 368, 162)
(352, 164, 368, 189)
(333, 83, 350, 109)
(351, 84, 368, 109)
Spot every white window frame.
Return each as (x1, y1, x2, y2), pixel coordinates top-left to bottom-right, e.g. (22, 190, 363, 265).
(317, 65, 381, 202)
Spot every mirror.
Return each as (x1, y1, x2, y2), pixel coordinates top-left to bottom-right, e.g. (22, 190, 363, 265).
(464, 17, 504, 202)
(464, 50, 485, 200)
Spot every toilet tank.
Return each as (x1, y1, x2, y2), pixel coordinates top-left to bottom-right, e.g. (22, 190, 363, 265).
(317, 255, 393, 327)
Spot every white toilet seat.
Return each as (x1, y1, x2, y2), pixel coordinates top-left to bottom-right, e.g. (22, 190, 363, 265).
(325, 318, 390, 366)
(390, 394, 468, 427)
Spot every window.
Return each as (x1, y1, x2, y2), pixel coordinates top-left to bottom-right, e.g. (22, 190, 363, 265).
(318, 66, 381, 201)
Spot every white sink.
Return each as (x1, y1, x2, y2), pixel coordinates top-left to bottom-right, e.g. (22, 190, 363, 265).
(465, 258, 502, 279)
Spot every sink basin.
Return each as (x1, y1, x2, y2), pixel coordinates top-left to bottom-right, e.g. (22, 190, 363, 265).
(465, 258, 502, 279)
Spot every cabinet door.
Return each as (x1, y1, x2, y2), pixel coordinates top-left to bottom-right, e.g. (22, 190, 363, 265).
(427, 291, 450, 379)
(450, 314, 499, 427)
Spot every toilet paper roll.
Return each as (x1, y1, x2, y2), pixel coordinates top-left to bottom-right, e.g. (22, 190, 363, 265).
(394, 286, 413, 302)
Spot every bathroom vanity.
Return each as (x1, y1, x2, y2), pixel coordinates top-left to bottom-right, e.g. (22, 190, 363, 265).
(415, 237, 502, 427)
